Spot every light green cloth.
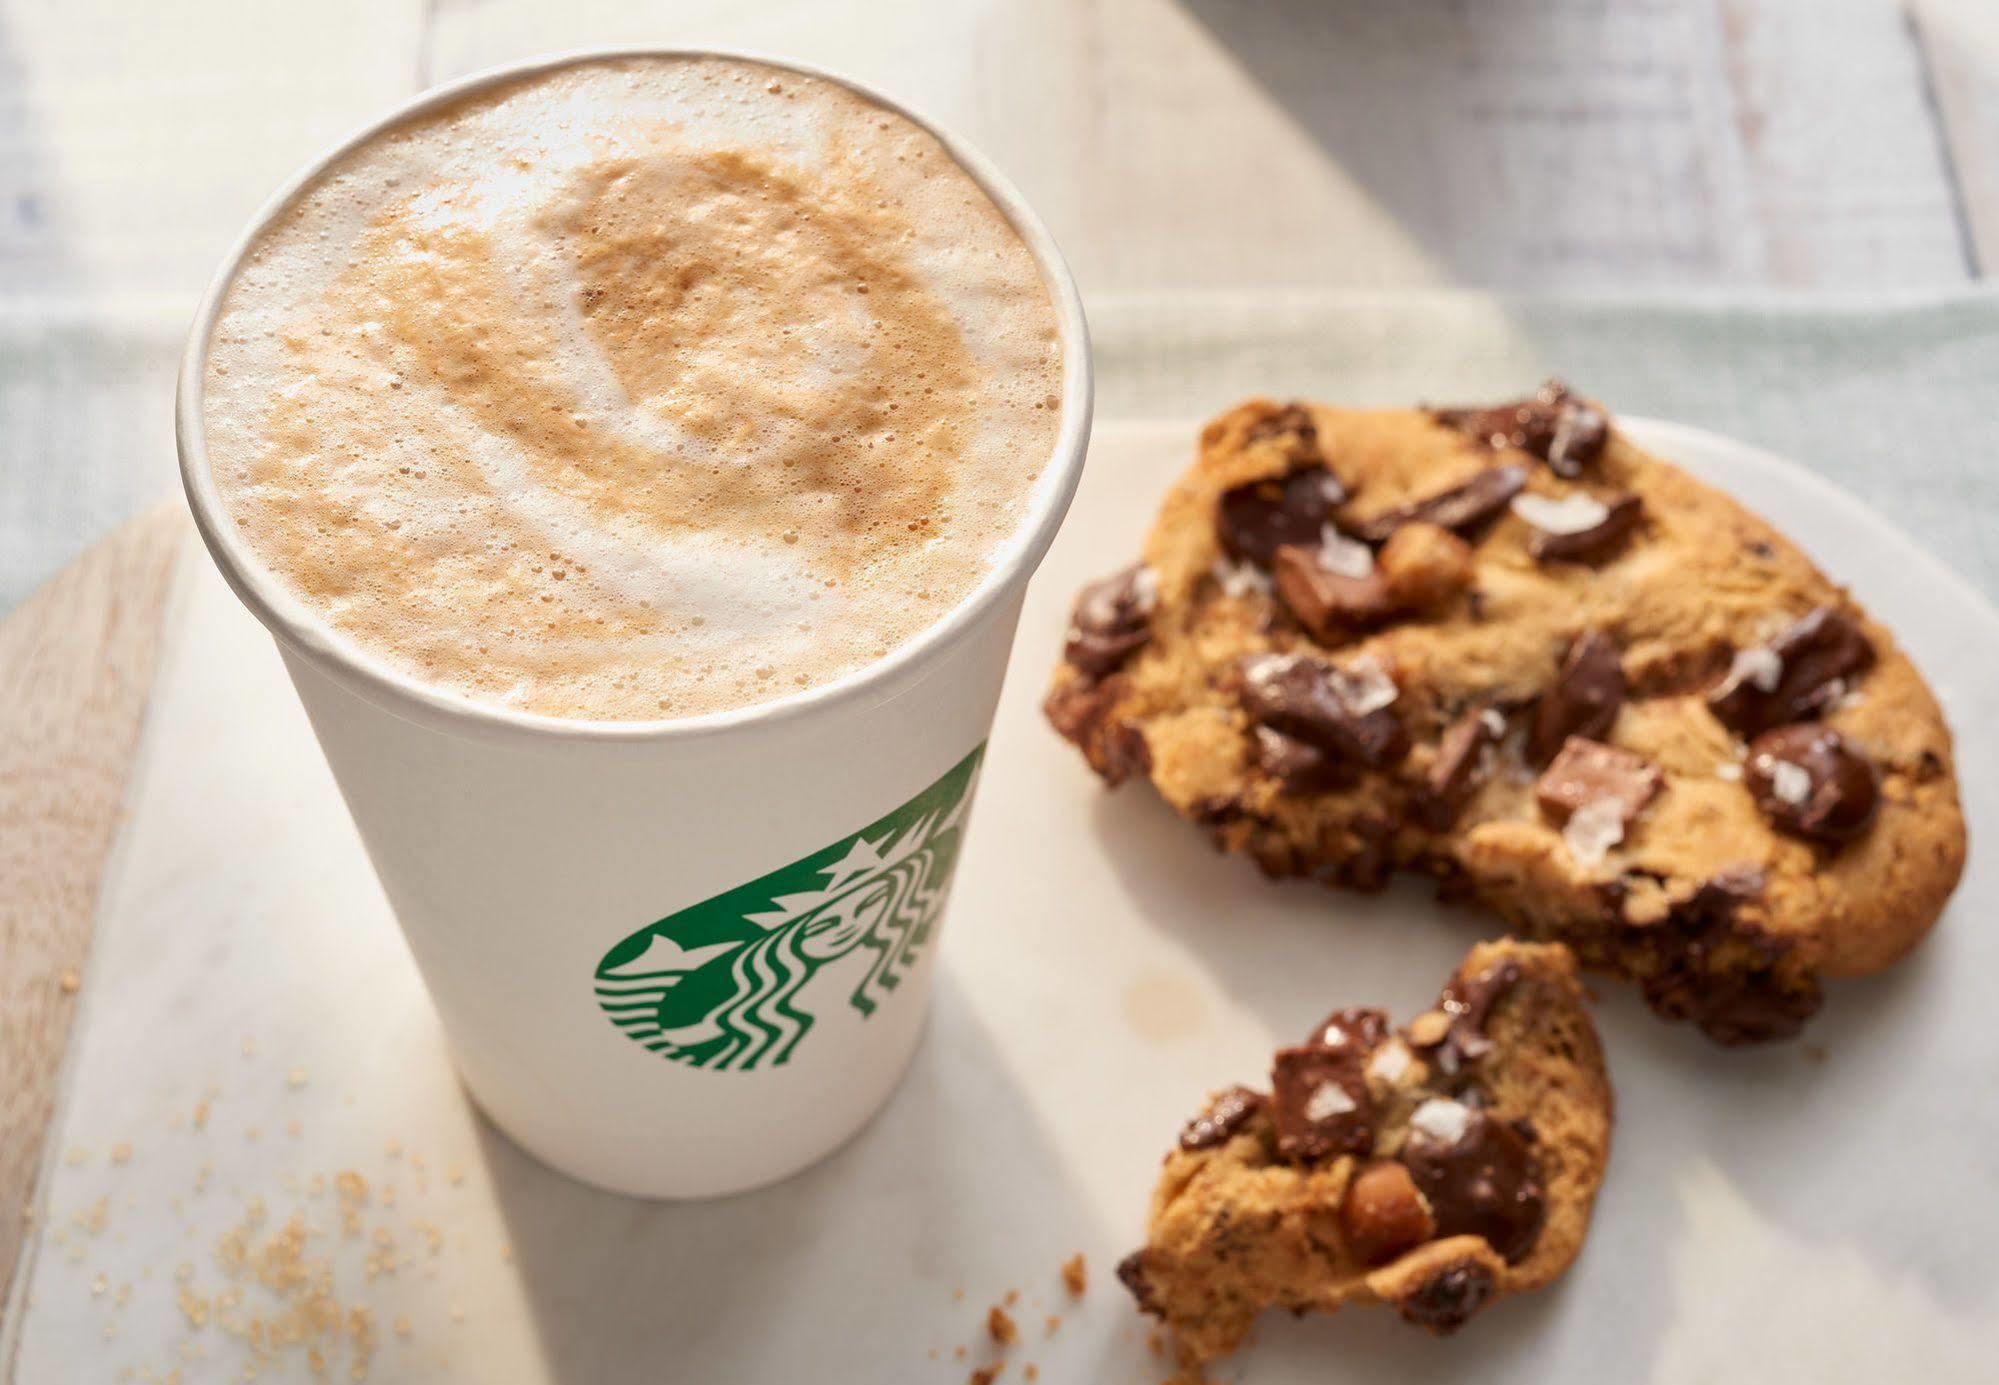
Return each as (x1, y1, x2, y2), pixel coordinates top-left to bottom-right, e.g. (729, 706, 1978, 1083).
(6, 292, 1999, 610)
(1091, 290, 1999, 603)
(0, 303, 185, 611)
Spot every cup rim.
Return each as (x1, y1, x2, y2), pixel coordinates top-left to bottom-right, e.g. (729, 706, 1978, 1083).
(176, 45, 1093, 746)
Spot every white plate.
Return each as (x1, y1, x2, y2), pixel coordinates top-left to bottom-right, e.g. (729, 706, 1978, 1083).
(10, 419, 1998, 1383)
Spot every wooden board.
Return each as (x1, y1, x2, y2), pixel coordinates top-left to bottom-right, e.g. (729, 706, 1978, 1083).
(0, 505, 185, 1310)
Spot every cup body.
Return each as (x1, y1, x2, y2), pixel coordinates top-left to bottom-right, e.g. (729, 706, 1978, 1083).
(279, 588, 1023, 1197)
(176, 48, 1091, 1198)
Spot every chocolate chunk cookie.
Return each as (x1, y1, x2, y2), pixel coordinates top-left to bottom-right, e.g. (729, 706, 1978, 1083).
(1046, 390, 1965, 1042)
(1117, 941, 1612, 1367)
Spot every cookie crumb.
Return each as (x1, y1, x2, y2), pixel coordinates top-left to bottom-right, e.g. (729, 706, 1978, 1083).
(987, 1304, 1018, 1345)
(58, 969, 81, 994)
(968, 1369, 1000, 1385)
(1060, 1252, 1087, 1297)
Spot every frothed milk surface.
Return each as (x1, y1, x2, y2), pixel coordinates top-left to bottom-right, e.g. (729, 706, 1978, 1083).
(202, 55, 1063, 721)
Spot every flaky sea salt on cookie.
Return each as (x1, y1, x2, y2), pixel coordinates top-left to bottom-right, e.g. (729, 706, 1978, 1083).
(1045, 384, 1966, 1043)
(1116, 940, 1612, 1368)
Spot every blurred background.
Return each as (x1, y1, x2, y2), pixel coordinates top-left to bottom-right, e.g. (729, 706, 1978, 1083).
(4, 0, 1998, 610)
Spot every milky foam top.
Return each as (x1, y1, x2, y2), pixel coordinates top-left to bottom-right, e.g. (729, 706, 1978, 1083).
(201, 55, 1063, 722)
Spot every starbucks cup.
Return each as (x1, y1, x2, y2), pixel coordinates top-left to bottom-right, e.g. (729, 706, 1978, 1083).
(175, 48, 1091, 1199)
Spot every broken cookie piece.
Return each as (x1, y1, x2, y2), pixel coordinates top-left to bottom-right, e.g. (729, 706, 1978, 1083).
(1044, 391, 1965, 1041)
(1117, 941, 1611, 1367)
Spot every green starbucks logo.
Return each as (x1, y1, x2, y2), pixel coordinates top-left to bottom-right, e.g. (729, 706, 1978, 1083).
(593, 745, 984, 1072)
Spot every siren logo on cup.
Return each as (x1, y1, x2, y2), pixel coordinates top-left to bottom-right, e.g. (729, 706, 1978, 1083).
(592, 747, 984, 1071)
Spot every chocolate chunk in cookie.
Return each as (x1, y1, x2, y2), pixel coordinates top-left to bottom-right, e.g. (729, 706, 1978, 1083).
(1239, 652, 1410, 771)
(1400, 1098, 1546, 1264)
(1543, 396, 1609, 478)
(1273, 537, 1395, 640)
(1412, 959, 1523, 1073)
(1179, 1086, 1266, 1151)
(1306, 1006, 1392, 1054)
(1708, 606, 1876, 736)
(1435, 379, 1609, 478)
(1270, 1044, 1372, 1161)
(1063, 564, 1158, 678)
(1531, 629, 1625, 763)
(1253, 725, 1348, 795)
(1217, 467, 1349, 567)
(1419, 706, 1507, 829)
(1535, 737, 1661, 826)
(1115, 1250, 1158, 1314)
(1513, 491, 1644, 564)
(1689, 861, 1767, 907)
(1394, 1259, 1499, 1334)
(1640, 866, 1826, 1045)
(1350, 465, 1528, 544)
(1274, 524, 1474, 645)
(1243, 402, 1325, 461)
(1745, 724, 1880, 843)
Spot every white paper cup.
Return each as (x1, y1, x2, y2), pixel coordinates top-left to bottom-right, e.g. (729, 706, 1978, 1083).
(175, 48, 1091, 1199)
